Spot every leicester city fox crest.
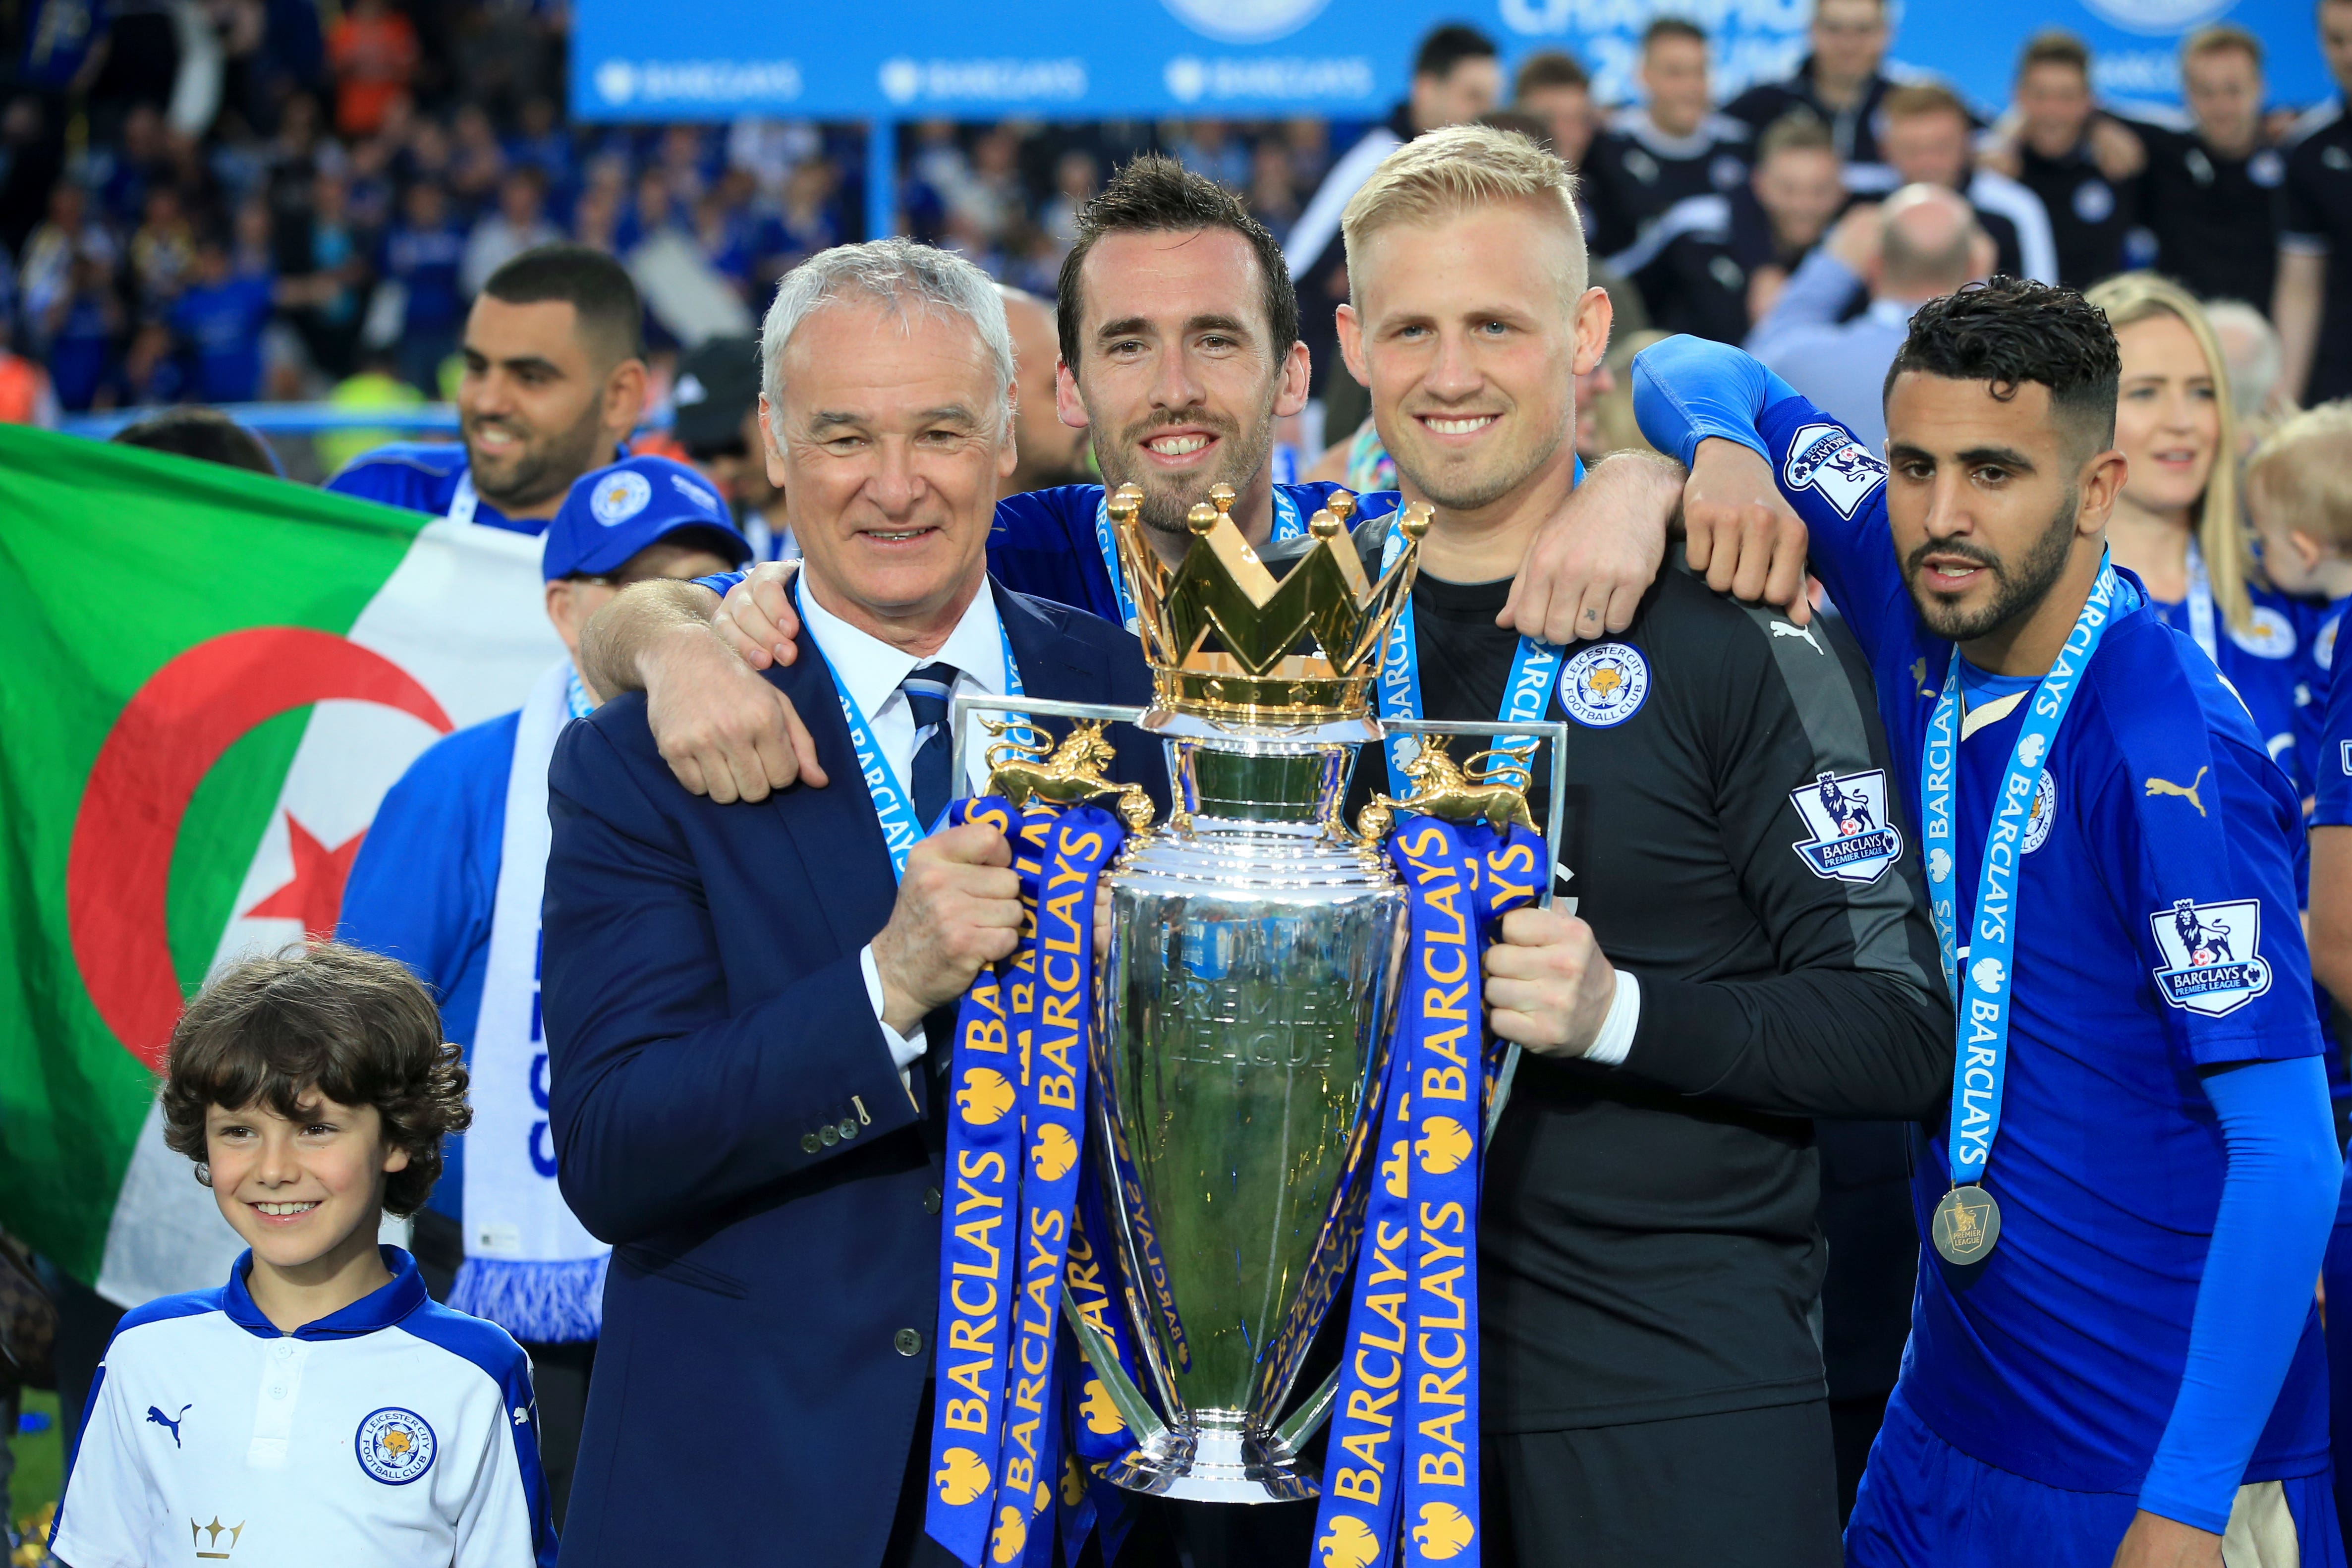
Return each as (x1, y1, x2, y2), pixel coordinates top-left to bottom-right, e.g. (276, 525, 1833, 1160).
(2149, 897, 2272, 1016)
(1789, 768, 1903, 883)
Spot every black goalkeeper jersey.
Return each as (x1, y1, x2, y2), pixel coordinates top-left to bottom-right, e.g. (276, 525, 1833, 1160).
(1339, 554, 1951, 1433)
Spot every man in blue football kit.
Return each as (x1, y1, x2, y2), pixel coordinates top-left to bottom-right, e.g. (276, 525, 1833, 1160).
(328, 245, 646, 536)
(1628, 282, 2342, 1567)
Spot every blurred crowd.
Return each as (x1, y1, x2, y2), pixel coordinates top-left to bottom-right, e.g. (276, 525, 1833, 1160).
(0, 0, 2348, 444)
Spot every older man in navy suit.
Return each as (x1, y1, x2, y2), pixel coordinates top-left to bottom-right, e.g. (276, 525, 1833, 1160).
(539, 239, 1167, 1567)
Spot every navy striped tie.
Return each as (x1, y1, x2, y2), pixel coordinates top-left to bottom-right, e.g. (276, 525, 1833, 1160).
(902, 662, 960, 832)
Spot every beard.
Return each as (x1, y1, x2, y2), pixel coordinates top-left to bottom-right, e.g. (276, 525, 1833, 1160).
(1902, 489, 2079, 644)
(1096, 393, 1278, 542)
(464, 397, 613, 514)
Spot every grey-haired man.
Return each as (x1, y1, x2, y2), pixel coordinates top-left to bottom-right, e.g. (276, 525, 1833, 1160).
(539, 239, 1169, 1567)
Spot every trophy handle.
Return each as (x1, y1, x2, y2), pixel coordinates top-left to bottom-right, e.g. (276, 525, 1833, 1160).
(1059, 1290, 1171, 1446)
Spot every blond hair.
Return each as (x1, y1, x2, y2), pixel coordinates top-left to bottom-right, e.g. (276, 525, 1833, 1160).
(2247, 402, 2352, 552)
(2084, 272, 2251, 632)
(1340, 124, 1587, 307)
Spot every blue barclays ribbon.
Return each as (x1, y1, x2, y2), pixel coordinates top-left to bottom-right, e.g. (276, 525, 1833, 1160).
(1920, 555, 2121, 1189)
(1060, 1166, 1144, 1564)
(925, 795, 1031, 1565)
(1095, 485, 1308, 633)
(796, 577, 1029, 876)
(1375, 523, 1564, 800)
(983, 805, 1123, 1567)
(1314, 816, 1540, 1568)
(1471, 833, 1544, 1148)
(924, 797, 1124, 1568)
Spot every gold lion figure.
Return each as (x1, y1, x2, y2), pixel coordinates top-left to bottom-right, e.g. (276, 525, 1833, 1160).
(1357, 735, 1537, 842)
(981, 718, 1155, 834)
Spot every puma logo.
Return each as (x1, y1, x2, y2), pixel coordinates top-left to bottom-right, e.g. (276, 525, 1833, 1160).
(146, 1403, 191, 1447)
(2144, 767, 2209, 816)
(1911, 657, 1935, 698)
(1771, 620, 1823, 653)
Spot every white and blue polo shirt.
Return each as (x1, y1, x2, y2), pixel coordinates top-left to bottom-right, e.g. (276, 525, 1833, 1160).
(51, 1246, 556, 1568)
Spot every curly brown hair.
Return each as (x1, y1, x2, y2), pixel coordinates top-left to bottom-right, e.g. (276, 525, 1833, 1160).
(161, 943, 471, 1218)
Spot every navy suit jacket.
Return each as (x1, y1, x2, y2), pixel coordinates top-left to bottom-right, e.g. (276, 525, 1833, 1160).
(541, 582, 1166, 1566)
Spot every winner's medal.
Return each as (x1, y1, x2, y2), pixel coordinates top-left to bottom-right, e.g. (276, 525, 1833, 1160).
(1917, 555, 2125, 1267)
(1930, 1184, 2001, 1265)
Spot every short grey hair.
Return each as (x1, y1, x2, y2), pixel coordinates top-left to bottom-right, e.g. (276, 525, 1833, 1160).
(759, 238, 1016, 443)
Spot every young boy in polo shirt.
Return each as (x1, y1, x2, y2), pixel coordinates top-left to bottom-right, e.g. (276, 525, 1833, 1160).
(50, 943, 556, 1568)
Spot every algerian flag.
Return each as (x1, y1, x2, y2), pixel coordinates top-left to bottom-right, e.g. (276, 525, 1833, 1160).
(0, 426, 560, 1303)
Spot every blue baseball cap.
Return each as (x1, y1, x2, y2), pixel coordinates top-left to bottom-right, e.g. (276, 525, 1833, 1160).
(543, 454, 754, 582)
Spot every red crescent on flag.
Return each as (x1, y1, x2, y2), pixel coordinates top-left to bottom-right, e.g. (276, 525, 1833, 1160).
(66, 627, 453, 1070)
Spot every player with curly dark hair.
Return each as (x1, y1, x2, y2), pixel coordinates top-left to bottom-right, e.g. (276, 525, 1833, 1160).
(1629, 281, 2342, 1566)
(51, 942, 556, 1568)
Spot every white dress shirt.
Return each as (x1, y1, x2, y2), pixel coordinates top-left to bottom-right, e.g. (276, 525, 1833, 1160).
(798, 574, 1017, 1072)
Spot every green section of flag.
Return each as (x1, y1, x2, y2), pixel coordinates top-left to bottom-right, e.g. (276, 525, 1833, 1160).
(0, 426, 431, 1280)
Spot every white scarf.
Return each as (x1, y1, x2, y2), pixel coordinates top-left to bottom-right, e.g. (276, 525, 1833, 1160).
(447, 658, 609, 1342)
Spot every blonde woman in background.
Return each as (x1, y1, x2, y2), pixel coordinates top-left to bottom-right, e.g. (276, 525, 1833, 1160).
(2086, 272, 2307, 793)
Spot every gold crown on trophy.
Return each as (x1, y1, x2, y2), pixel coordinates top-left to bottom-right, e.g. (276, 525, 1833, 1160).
(1111, 480, 1431, 728)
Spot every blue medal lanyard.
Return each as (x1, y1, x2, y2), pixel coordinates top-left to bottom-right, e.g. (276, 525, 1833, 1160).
(796, 576, 1027, 881)
(1095, 485, 1306, 632)
(1921, 555, 2121, 1191)
(2183, 540, 2217, 663)
(1375, 517, 1563, 798)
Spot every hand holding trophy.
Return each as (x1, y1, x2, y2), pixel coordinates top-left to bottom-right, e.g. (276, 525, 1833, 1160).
(926, 485, 1562, 1568)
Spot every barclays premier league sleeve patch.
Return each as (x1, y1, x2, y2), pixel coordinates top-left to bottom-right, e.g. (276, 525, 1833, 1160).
(2148, 897, 2272, 1016)
(1782, 423, 1887, 519)
(1789, 768, 1903, 882)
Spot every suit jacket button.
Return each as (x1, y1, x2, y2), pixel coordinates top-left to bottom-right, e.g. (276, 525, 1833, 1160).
(895, 1328, 923, 1357)
(800, 1132, 820, 1154)
(838, 1118, 858, 1140)
(923, 1185, 942, 1215)
(820, 1125, 839, 1147)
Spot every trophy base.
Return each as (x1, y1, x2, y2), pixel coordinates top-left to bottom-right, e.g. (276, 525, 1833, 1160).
(1102, 1417, 1317, 1504)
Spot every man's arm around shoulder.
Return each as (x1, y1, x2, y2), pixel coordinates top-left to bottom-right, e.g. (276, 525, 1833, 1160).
(576, 577, 826, 802)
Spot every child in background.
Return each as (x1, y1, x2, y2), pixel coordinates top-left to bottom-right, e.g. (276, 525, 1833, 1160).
(48, 944, 555, 1568)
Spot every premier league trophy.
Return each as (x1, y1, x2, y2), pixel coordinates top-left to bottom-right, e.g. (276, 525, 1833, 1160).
(1079, 483, 1423, 1502)
(945, 484, 1563, 1549)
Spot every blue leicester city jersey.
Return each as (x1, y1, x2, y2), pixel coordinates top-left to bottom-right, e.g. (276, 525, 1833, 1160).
(2146, 584, 2305, 797)
(1676, 378, 2330, 1493)
(984, 481, 1400, 623)
(2293, 595, 2352, 776)
(170, 274, 275, 404)
(2314, 620, 2352, 830)
(2308, 599, 2352, 827)
(1913, 630, 2329, 1492)
(326, 442, 525, 533)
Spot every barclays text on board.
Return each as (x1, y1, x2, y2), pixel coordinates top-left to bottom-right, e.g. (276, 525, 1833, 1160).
(568, 0, 2324, 123)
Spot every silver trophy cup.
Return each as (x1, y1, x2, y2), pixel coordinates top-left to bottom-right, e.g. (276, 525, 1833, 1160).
(952, 487, 1564, 1505)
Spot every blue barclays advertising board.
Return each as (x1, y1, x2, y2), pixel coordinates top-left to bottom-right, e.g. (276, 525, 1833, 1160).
(568, 0, 2328, 124)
